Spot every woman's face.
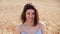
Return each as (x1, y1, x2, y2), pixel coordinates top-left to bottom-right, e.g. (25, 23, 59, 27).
(26, 9, 35, 22)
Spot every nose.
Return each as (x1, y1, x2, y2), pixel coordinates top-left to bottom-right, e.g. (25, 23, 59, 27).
(29, 14, 33, 18)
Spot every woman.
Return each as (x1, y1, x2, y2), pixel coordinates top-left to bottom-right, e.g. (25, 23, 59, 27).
(16, 3, 46, 34)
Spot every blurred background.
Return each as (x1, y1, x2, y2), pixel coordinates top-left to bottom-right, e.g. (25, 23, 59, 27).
(0, 0, 60, 34)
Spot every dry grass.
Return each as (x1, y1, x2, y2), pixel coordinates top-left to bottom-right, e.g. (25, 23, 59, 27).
(0, 0, 60, 34)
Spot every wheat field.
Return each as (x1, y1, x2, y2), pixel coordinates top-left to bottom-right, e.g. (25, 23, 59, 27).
(0, 0, 60, 34)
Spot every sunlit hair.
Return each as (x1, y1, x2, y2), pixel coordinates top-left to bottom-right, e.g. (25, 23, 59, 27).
(21, 3, 39, 26)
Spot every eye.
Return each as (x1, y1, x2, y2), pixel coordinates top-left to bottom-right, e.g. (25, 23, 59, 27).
(27, 12, 30, 15)
(32, 13, 35, 15)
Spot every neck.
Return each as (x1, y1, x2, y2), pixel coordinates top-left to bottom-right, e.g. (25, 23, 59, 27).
(24, 20, 34, 26)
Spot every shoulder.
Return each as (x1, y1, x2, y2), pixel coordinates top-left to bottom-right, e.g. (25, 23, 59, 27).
(16, 23, 23, 34)
(38, 21, 46, 29)
(38, 21, 46, 34)
(16, 23, 22, 31)
(38, 21, 46, 26)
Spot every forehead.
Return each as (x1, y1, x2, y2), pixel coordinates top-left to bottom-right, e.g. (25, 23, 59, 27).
(26, 9, 34, 13)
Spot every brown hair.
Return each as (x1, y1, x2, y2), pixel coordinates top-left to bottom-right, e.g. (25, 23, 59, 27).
(21, 3, 39, 26)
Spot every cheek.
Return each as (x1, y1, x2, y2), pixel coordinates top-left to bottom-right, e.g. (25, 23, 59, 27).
(26, 15, 28, 18)
(32, 15, 35, 18)
(26, 13, 30, 18)
(26, 14, 35, 19)
(26, 14, 29, 19)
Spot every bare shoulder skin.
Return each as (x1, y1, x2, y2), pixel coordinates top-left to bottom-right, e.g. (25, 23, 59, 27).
(16, 22, 46, 34)
(38, 22, 46, 34)
(16, 23, 39, 34)
(16, 24, 22, 34)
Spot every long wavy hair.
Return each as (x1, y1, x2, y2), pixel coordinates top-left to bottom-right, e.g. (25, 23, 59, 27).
(21, 3, 39, 26)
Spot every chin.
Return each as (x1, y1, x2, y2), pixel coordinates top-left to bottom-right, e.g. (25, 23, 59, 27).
(28, 20, 33, 22)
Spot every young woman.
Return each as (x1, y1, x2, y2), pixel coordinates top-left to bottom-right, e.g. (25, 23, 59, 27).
(16, 3, 46, 34)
